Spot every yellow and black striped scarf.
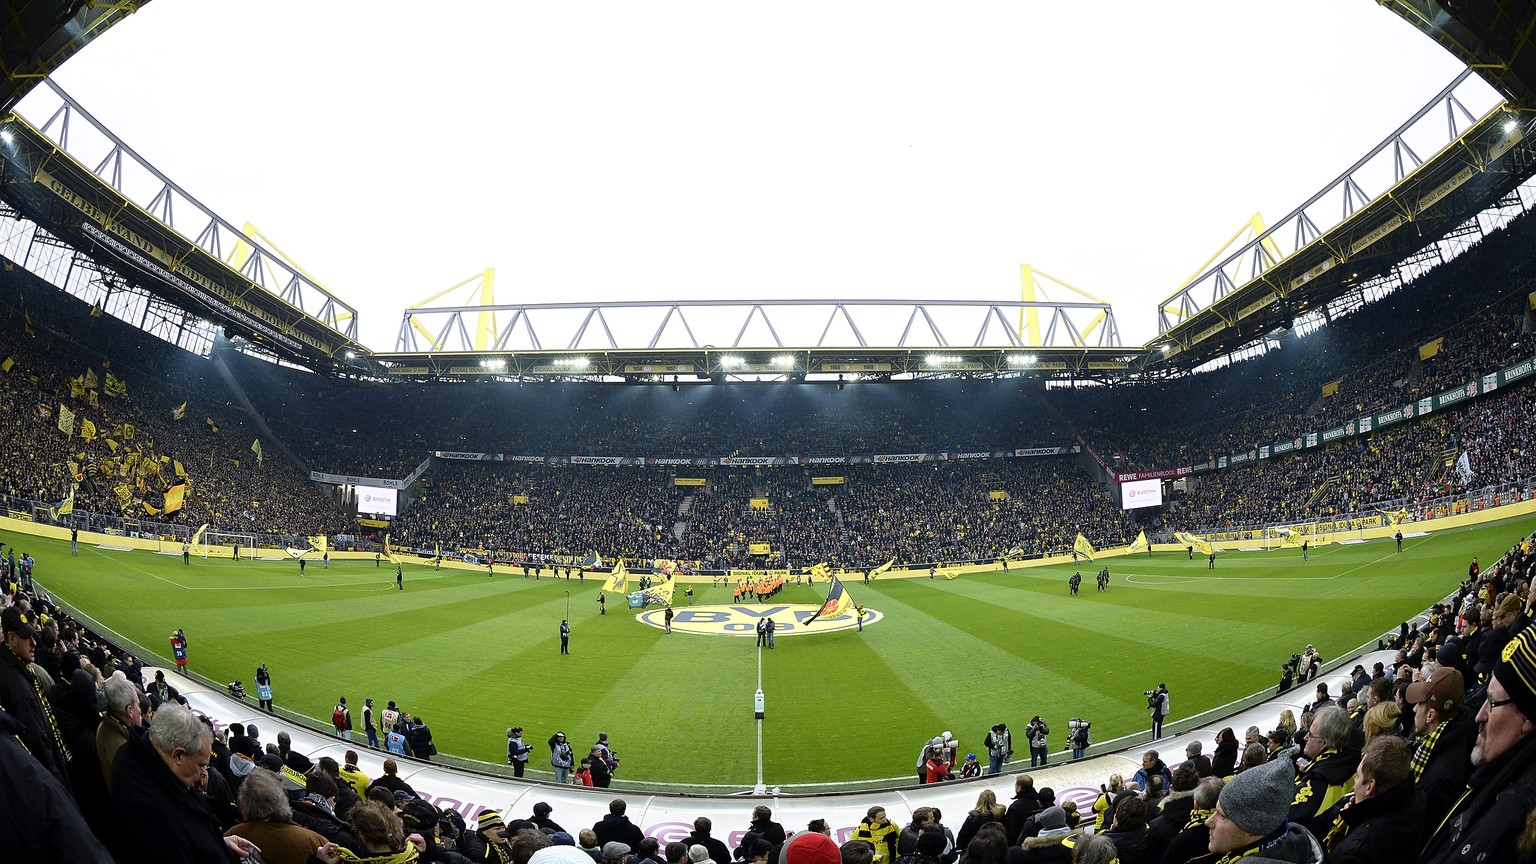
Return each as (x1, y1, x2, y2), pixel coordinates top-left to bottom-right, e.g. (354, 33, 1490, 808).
(15, 648, 71, 764)
(1412, 718, 1449, 782)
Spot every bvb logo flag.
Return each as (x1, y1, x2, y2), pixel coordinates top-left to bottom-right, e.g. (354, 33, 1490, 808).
(1074, 534, 1096, 561)
(807, 562, 831, 582)
(806, 576, 855, 626)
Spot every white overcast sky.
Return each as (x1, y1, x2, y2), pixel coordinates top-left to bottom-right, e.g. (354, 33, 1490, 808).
(24, 1, 1497, 353)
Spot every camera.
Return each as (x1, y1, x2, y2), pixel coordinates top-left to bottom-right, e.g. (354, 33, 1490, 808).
(227, 680, 247, 699)
(1068, 718, 1090, 732)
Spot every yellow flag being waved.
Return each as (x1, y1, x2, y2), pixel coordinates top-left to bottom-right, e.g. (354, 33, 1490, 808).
(172, 401, 187, 421)
(58, 403, 75, 437)
(251, 439, 264, 465)
(80, 418, 97, 441)
(1128, 531, 1149, 554)
(601, 559, 630, 594)
(1073, 534, 1096, 561)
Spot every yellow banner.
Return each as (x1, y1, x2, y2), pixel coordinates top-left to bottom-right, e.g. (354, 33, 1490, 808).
(1321, 379, 1342, 397)
(748, 543, 772, 555)
(674, 478, 707, 487)
(511, 494, 530, 505)
(749, 498, 769, 510)
(1419, 338, 1444, 361)
(988, 490, 1008, 500)
(359, 517, 390, 528)
(810, 476, 845, 485)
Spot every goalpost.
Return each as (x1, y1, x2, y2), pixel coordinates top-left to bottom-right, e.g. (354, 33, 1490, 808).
(205, 531, 257, 559)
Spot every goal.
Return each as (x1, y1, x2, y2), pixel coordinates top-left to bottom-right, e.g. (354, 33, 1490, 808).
(204, 531, 258, 559)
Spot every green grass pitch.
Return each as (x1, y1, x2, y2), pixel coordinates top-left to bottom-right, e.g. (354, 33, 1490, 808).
(16, 515, 1526, 787)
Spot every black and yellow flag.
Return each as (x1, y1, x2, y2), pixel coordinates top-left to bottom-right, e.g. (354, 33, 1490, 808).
(171, 401, 186, 421)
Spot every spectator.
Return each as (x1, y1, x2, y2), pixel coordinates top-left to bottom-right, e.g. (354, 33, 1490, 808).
(1320, 735, 1424, 863)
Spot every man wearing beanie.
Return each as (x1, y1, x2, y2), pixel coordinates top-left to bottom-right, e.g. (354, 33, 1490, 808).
(1184, 746, 1323, 864)
(1419, 626, 1536, 864)
(476, 810, 513, 863)
(1017, 806, 1077, 863)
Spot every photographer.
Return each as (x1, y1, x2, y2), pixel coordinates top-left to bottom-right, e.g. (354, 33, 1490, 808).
(1068, 718, 1091, 760)
(984, 723, 1012, 775)
(1145, 684, 1169, 739)
(1025, 716, 1050, 767)
(507, 726, 532, 778)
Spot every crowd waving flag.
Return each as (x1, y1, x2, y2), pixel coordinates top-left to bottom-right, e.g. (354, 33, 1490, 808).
(806, 575, 855, 626)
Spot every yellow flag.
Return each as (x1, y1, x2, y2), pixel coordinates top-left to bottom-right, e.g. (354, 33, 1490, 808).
(172, 401, 187, 421)
(173, 459, 186, 478)
(163, 484, 186, 514)
(86, 390, 99, 409)
(69, 375, 85, 399)
(80, 418, 97, 441)
(601, 559, 630, 594)
(869, 558, 896, 577)
(105, 438, 119, 453)
(1074, 534, 1096, 561)
(206, 417, 219, 433)
(23, 310, 35, 338)
(57, 403, 75, 437)
(0, 357, 12, 372)
(1128, 531, 1149, 554)
(807, 562, 831, 582)
(251, 439, 264, 464)
(83, 368, 98, 390)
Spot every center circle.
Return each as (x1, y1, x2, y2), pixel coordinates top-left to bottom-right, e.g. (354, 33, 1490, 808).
(636, 603, 881, 636)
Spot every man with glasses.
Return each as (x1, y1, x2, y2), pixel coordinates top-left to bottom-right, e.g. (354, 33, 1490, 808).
(1419, 626, 1536, 863)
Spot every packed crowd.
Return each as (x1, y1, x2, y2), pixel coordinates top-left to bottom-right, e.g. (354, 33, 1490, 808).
(0, 270, 349, 536)
(1059, 204, 1536, 473)
(391, 459, 1143, 570)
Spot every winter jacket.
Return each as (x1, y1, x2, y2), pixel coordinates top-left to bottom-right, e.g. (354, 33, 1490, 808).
(1288, 748, 1359, 840)
(1322, 776, 1425, 864)
(1418, 731, 1536, 864)
(1415, 707, 1477, 828)
(1014, 828, 1078, 864)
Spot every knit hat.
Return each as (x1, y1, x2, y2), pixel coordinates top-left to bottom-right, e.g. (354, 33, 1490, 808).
(916, 832, 947, 858)
(1405, 668, 1465, 713)
(1036, 806, 1066, 831)
(782, 832, 841, 864)
(1494, 625, 1536, 720)
(533, 848, 606, 864)
(479, 811, 507, 833)
(1218, 745, 1300, 836)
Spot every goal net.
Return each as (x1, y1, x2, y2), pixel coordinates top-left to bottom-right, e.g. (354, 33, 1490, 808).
(205, 531, 258, 559)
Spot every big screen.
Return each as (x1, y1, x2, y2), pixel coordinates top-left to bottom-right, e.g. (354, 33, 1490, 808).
(1120, 478, 1163, 509)
(357, 485, 399, 516)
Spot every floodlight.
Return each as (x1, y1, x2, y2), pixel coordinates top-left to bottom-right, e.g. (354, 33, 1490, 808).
(0, 128, 12, 144)
(1506, 119, 1519, 133)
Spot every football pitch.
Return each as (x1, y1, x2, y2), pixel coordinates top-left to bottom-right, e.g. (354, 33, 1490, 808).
(19, 514, 1529, 787)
